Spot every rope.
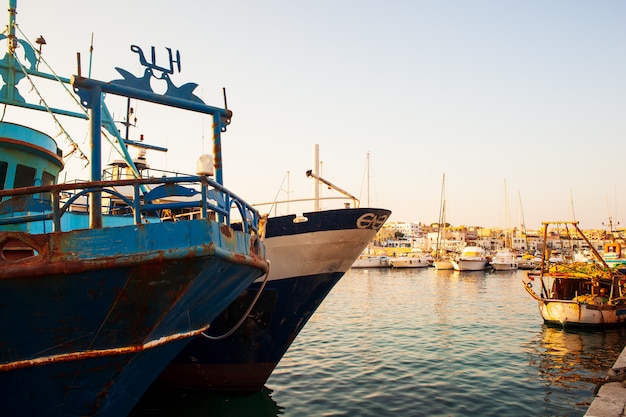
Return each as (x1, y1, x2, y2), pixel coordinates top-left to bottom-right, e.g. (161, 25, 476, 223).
(201, 259, 272, 341)
(13, 23, 133, 169)
(10, 52, 89, 163)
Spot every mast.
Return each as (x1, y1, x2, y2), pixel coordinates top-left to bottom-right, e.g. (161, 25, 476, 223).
(313, 144, 320, 211)
(435, 173, 446, 258)
(518, 192, 529, 252)
(570, 189, 577, 222)
(366, 151, 370, 207)
(503, 179, 510, 248)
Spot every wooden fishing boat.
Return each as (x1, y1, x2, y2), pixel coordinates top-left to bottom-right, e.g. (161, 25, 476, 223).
(522, 221, 626, 328)
(0, 3, 268, 415)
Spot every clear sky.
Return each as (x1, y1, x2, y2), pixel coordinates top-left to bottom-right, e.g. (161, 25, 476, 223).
(10, 0, 626, 231)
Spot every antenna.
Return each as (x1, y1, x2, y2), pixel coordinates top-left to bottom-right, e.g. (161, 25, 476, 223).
(88, 33, 94, 78)
(35, 35, 46, 70)
(366, 151, 370, 207)
(570, 189, 576, 222)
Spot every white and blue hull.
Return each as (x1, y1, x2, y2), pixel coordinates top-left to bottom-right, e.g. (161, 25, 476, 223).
(159, 207, 392, 393)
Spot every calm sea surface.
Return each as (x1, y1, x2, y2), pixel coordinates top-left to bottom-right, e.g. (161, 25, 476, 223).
(132, 268, 626, 417)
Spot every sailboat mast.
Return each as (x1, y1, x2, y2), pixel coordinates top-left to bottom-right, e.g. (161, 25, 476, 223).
(366, 151, 370, 208)
(570, 189, 577, 222)
(504, 179, 510, 248)
(436, 173, 446, 256)
(518, 192, 529, 250)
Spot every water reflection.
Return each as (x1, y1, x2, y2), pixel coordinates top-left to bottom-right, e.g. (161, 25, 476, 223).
(526, 325, 626, 411)
(130, 385, 284, 417)
(129, 269, 626, 417)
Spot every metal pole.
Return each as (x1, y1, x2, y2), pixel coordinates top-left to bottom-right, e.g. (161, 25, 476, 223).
(313, 144, 319, 212)
(89, 87, 102, 228)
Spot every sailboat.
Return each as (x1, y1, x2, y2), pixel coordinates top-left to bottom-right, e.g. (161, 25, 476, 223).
(516, 192, 540, 270)
(433, 174, 454, 270)
(491, 179, 518, 271)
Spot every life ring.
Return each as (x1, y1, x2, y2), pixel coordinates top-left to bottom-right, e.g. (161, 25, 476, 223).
(500, 258, 504, 262)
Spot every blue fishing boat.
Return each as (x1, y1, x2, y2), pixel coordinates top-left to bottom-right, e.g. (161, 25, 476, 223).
(157, 153, 391, 393)
(0, 2, 268, 416)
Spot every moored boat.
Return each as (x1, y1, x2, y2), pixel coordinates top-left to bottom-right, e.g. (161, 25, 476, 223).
(0, 5, 268, 416)
(390, 250, 430, 268)
(601, 239, 626, 270)
(433, 173, 455, 271)
(434, 257, 455, 270)
(517, 252, 542, 270)
(352, 253, 391, 268)
(491, 248, 518, 271)
(522, 221, 626, 328)
(156, 150, 391, 393)
(451, 246, 488, 271)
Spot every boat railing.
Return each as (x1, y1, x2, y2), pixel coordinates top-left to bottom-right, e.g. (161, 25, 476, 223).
(0, 175, 261, 234)
(253, 196, 357, 216)
(101, 165, 196, 182)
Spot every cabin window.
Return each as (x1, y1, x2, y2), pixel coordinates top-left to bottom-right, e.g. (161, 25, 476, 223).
(41, 171, 55, 186)
(39, 171, 56, 204)
(0, 161, 7, 191)
(13, 164, 36, 188)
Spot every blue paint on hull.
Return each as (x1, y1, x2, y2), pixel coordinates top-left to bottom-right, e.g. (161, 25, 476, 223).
(263, 207, 387, 237)
(0, 220, 266, 416)
(0, 6, 269, 414)
(159, 271, 343, 393)
(206, 272, 343, 365)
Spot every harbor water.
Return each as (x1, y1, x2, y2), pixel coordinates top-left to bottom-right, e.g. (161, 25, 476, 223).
(132, 268, 626, 417)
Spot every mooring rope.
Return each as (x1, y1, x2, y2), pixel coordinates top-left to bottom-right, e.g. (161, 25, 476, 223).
(202, 259, 272, 341)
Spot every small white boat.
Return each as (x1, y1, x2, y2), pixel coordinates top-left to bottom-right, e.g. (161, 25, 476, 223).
(491, 248, 518, 271)
(390, 251, 430, 268)
(451, 246, 488, 271)
(352, 254, 391, 269)
(433, 255, 455, 270)
(517, 252, 542, 270)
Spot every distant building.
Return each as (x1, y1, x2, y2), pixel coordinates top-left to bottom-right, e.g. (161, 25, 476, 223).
(374, 220, 624, 255)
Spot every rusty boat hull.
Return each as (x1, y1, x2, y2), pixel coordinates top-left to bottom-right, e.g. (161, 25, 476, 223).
(157, 207, 391, 393)
(0, 3, 269, 413)
(538, 298, 626, 327)
(0, 219, 267, 416)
